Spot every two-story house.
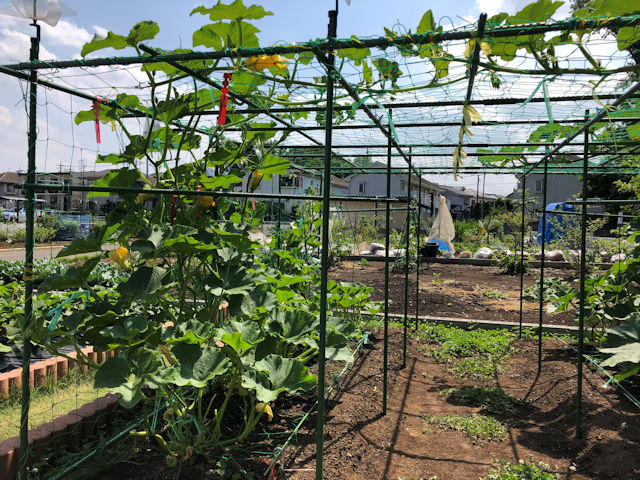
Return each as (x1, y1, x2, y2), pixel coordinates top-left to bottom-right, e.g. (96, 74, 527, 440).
(0, 172, 24, 210)
(238, 166, 349, 219)
(344, 173, 442, 227)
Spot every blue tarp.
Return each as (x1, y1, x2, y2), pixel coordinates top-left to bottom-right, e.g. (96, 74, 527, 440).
(537, 202, 576, 244)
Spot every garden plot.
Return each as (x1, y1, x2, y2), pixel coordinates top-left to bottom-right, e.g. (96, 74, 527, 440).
(330, 261, 577, 327)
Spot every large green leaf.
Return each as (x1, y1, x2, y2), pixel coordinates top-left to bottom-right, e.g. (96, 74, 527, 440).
(241, 354, 315, 402)
(417, 10, 436, 33)
(270, 310, 318, 345)
(256, 154, 290, 180)
(82, 32, 129, 57)
(127, 21, 160, 45)
(87, 168, 141, 198)
(94, 356, 129, 388)
(191, 1, 272, 21)
(56, 236, 103, 258)
(152, 343, 230, 388)
(600, 313, 640, 367)
(509, 0, 563, 23)
(118, 266, 171, 301)
(38, 256, 101, 292)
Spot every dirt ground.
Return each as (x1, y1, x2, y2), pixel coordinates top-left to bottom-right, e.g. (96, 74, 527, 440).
(330, 261, 577, 327)
(280, 330, 640, 480)
(84, 330, 640, 480)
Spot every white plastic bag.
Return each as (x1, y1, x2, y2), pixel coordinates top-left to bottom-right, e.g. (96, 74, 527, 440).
(427, 195, 456, 253)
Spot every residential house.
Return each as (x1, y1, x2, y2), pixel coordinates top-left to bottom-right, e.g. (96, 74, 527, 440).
(439, 185, 500, 220)
(0, 172, 25, 210)
(514, 174, 581, 210)
(344, 173, 442, 230)
(239, 166, 350, 218)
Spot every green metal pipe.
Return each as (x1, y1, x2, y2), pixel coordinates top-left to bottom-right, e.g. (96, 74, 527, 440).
(19, 183, 398, 203)
(5, 15, 640, 71)
(518, 174, 527, 339)
(565, 199, 640, 205)
(523, 78, 640, 176)
(576, 111, 590, 439)
(536, 210, 637, 219)
(20, 23, 40, 479)
(403, 155, 411, 369)
(415, 148, 421, 331)
(383, 111, 392, 415)
(331, 207, 415, 213)
(315, 8, 337, 479)
(537, 155, 549, 373)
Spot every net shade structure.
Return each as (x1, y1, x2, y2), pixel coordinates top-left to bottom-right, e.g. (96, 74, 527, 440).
(1, 0, 640, 478)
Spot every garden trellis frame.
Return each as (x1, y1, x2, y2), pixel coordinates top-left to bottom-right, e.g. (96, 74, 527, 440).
(2, 3, 640, 479)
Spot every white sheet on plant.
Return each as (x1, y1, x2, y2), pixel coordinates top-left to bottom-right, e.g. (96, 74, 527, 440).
(427, 195, 456, 253)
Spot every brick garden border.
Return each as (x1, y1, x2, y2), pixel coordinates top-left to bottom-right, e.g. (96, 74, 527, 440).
(0, 346, 120, 479)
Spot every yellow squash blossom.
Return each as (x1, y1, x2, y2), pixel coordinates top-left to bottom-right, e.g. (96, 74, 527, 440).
(199, 195, 215, 207)
(256, 402, 273, 422)
(109, 247, 131, 269)
(135, 184, 152, 204)
(246, 54, 288, 71)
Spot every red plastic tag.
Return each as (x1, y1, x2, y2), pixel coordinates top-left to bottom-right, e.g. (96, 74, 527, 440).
(93, 97, 102, 143)
(217, 73, 233, 126)
(252, 198, 256, 210)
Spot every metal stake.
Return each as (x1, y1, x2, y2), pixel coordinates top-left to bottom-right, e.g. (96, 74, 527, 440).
(315, 8, 337, 479)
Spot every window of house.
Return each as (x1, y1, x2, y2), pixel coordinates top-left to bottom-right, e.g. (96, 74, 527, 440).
(358, 182, 366, 194)
(464, 197, 470, 205)
(280, 175, 295, 187)
(400, 180, 406, 191)
(50, 196, 57, 205)
(534, 180, 543, 193)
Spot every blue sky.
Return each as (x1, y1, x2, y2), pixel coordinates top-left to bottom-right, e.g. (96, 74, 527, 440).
(0, 0, 575, 195)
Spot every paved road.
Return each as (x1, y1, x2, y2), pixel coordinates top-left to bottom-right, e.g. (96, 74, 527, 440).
(0, 244, 116, 262)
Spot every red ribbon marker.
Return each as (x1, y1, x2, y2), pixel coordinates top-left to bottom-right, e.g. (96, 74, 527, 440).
(92, 97, 102, 143)
(252, 198, 256, 211)
(170, 195, 177, 225)
(217, 73, 233, 126)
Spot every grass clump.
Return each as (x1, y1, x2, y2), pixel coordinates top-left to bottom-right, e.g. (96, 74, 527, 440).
(418, 323, 515, 362)
(422, 414, 506, 444)
(450, 356, 499, 380)
(439, 386, 528, 414)
(482, 289, 508, 300)
(482, 459, 559, 480)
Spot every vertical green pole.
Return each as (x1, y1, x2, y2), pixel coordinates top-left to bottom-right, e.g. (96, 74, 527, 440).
(402, 156, 411, 368)
(576, 110, 590, 438)
(383, 110, 392, 415)
(276, 175, 281, 269)
(415, 158, 421, 330)
(21, 22, 40, 479)
(518, 174, 527, 339)
(537, 153, 549, 372)
(315, 8, 337, 480)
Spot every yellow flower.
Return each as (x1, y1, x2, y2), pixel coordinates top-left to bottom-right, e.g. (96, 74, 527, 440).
(256, 402, 273, 422)
(246, 54, 288, 71)
(199, 196, 215, 207)
(109, 247, 130, 269)
(135, 184, 152, 204)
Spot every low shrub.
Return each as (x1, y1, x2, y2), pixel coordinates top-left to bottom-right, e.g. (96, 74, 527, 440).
(482, 460, 558, 480)
(9, 229, 25, 243)
(35, 227, 55, 243)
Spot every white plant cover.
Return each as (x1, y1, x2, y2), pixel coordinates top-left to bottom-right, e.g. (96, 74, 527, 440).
(427, 195, 455, 253)
(0, 0, 76, 26)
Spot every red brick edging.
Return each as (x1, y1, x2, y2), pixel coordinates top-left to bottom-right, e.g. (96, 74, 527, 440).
(0, 347, 120, 479)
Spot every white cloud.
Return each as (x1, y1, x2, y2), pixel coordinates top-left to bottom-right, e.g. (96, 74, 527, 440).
(475, 0, 570, 18)
(40, 19, 92, 48)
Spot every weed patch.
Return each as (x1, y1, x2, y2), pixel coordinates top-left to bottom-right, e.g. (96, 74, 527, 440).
(423, 414, 506, 444)
(482, 289, 508, 300)
(439, 386, 528, 414)
(482, 459, 559, 480)
(418, 323, 515, 362)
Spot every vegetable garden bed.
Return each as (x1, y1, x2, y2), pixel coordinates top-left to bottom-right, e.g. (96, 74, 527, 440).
(47, 325, 640, 479)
